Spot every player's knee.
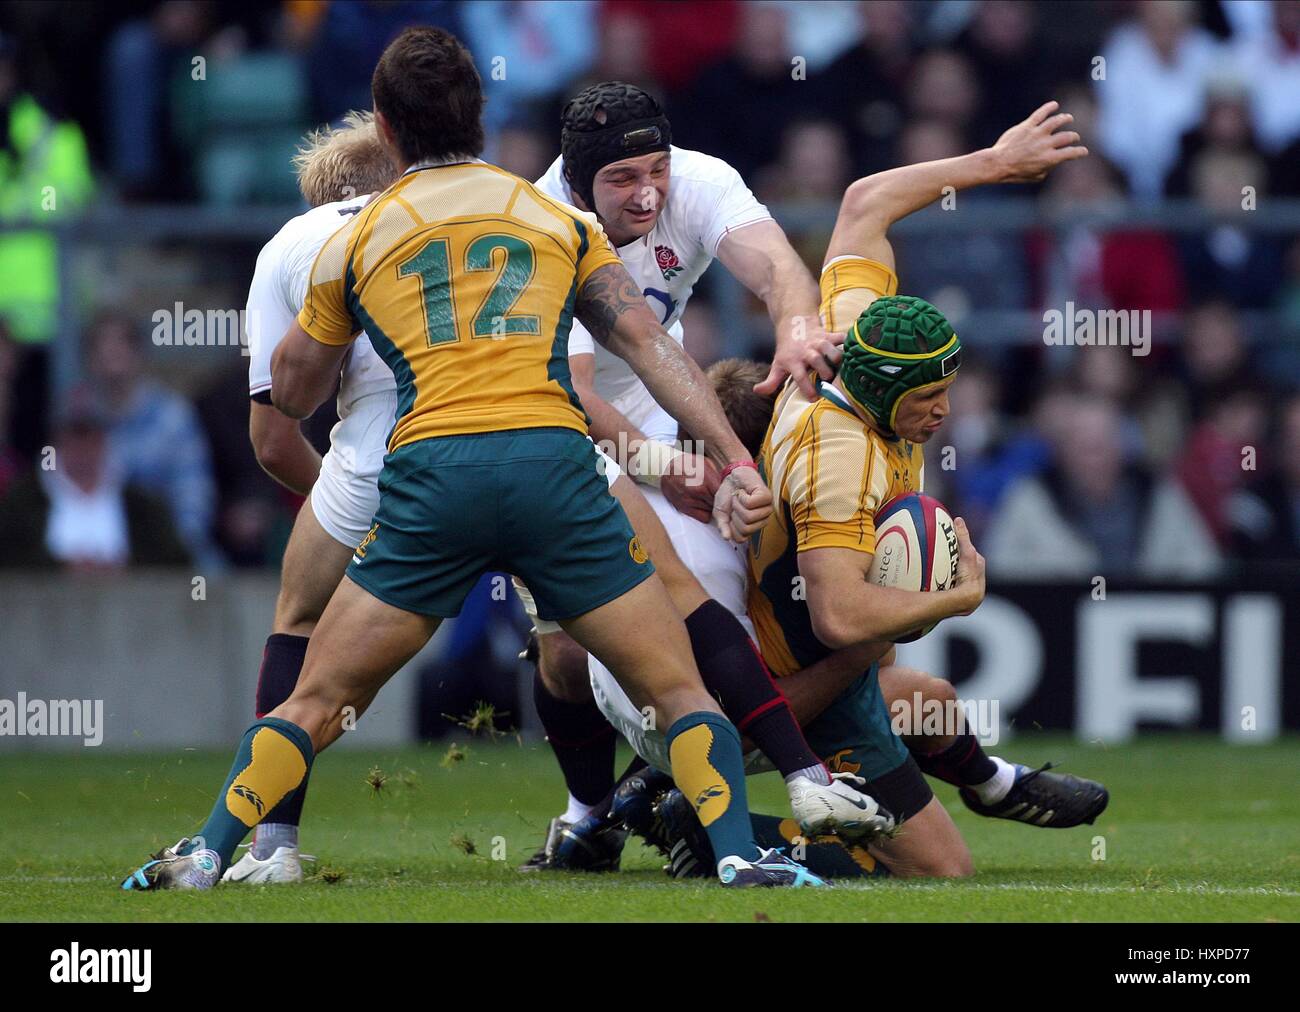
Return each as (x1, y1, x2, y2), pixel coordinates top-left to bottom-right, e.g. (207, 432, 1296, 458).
(897, 845, 974, 879)
(923, 824, 975, 877)
(272, 586, 323, 637)
(889, 665, 957, 707)
(538, 632, 591, 702)
(923, 672, 957, 706)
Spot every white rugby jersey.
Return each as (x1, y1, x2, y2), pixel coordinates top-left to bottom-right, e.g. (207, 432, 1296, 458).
(245, 195, 396, 417)
(535, 145, 771, 443)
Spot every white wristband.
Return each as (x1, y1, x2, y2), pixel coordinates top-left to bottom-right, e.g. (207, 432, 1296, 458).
(630, 438, 683, 488)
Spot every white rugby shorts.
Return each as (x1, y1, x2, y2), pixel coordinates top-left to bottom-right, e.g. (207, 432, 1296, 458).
(309, 390, 398, 548)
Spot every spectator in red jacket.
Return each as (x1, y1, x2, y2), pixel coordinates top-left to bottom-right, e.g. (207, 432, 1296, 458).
(1028, 155, 1186, 313)
(601, 0, 738, 92)
(1176, 383, 1271, 546)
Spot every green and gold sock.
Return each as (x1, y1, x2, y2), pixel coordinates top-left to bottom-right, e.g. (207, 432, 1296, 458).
(666, 711, 759, 869)
(185, 717, 313, 871)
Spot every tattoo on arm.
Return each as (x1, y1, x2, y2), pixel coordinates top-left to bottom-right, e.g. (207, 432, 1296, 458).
(575, 263, 648, 348)
(575, 263, 748, 467)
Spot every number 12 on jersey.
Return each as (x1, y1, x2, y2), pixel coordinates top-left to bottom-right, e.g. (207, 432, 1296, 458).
(398, 232, 541, 345)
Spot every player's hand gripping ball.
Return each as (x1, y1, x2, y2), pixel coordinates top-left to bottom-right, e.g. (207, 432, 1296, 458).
(866, 492, 960, 642)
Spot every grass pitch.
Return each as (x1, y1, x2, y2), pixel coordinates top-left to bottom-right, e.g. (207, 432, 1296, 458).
(1, 734, 1296, 922)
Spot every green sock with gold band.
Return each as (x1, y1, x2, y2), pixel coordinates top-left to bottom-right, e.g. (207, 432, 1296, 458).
(184, 717, 314, 871)
(666, 711, 760, 870)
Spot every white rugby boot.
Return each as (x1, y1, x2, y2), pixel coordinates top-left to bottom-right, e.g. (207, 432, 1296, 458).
(787, 771, 896, 840)
(222, 844, 305, 885)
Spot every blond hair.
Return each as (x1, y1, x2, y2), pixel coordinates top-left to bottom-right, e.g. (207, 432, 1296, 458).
(292, 110, 398, 208)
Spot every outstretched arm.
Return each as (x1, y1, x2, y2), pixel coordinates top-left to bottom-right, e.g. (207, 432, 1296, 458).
(778, 641, 893, 727)
(570, 352, 720, 524)
(576, 261, 772, 541)
(717, 219, 841, 397)
(825, 100, 1088, 268)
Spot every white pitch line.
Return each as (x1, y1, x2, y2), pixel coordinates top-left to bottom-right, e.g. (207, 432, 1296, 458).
(3, 877, 1296, 898)
(826, 881, 1300, 897)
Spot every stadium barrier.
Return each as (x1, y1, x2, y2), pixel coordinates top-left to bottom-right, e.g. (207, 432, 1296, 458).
(896, 573, 1300, 742)
(2, 571, 1295, 750)
(0, 572, 418, 750)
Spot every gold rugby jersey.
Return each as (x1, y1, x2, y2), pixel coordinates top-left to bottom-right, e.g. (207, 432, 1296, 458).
(818, 255, 899, 333)
(297, 161, 622, 449)
(746, 381, 923, 677)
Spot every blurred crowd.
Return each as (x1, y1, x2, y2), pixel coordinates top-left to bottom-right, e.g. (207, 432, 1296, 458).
(0, 0, 1298, 581)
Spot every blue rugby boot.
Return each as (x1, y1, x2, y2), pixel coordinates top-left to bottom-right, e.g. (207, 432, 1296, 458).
(611, 766, 677, 856)
(653, 787, 715, 879)
(718, 848, 828, 888)
(519, 813, 627, 872)
(121, 838, 221, 891)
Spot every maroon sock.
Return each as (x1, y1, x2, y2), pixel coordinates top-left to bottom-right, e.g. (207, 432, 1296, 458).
(911, 722, 997, 787)
(683, 600, 823, 780)
(255, 633, 309, 718)
(532, 668, 617, 807)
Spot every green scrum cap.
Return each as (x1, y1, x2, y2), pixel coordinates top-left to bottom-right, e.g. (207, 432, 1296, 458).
(839, 295, 962, 433)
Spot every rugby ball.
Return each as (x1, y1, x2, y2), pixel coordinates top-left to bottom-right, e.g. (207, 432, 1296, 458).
(866, 493, 959, 642)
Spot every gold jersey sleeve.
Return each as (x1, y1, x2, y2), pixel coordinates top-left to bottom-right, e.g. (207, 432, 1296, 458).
(295, 162, 622, 449)
(299, 214, 362, 346)
(818, 255, 899, 333)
